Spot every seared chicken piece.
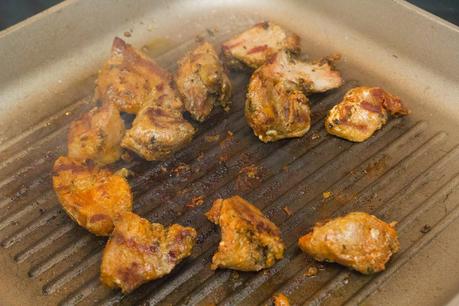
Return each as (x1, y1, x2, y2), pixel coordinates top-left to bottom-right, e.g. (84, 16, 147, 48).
(52, 156, 132, 236)
(246, 50, 343, 142)
(100, 212, 196, 293)
(175, 41, 232, 122)
(298, 212, 400, 274)
(67, 102, 125, 165)
(121, 106, 195, 161)
(96, 37, 182, 114)
(206, 195, 285, 271)
(222, 21, 300, 69)
(325, 87, 409, 142)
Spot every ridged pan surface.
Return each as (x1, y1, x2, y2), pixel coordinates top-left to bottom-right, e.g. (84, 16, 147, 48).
(1, 1, 459, 305)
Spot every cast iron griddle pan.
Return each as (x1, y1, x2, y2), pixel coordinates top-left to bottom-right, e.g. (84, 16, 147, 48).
(0, 0, 459, 305)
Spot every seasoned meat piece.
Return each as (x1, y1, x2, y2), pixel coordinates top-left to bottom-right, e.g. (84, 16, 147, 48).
(246, 50, 343, 142)
(96, 37, 182, 114)
(52, 156, 132, 236)
(298, 212, 400, 274)
(274, 293, 290, 306)
(206, 195, 285, 271)
(100, 212, 196, 293)
(222, 21, 300, 69)
(325, 86, 409, 142)
(175, 41, 232, 122)
(67, 102, 125, 165)
(121, 106, 195, 161)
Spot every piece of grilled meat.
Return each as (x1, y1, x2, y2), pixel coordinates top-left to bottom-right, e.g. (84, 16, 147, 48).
(100, 212, 196, 293)
(52, 156, 132, 236)
(206, 195, 285, 271)
(222, 21, 300, 69)
(96, 37, 182, 114)
(67, 102, 125, 165)
(325, 86, 409, 142)
(121, 106, 195, 161)
(175, 41, 232, 122)
(246, 50, 343, 142)
(298, 212, 400, 274)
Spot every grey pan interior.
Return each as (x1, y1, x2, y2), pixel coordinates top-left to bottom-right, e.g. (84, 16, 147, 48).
(0, 0, 458, 305)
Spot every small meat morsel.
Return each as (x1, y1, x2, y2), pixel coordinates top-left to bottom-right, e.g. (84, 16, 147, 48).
(96, 37, 182, 114)
(100, 212, 196, 293)
(222, 21, 300, 69)
(121, 105, 195, 161)
(325, 86, 410, 142)
(246, 50, 343, 142)
(175, 41, 232, 122)
(298, 212, 400, 274)
(206, 195, 285, 271)
(67, 102, 125, 165)
(274, 293, 290, 306)
(52, 156, 132, 236)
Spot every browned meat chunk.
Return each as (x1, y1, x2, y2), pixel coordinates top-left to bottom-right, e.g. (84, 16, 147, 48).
(100, 212, 196, 293)
(52, 156, 132, 236)
(96, 37, 182, 114)
(298, 212, 400, 274)
(246, 50, 343, 142)
(325, 86, 409, 142)
(206, 195, 285, 271)
(121, 106, 195, 161)
(222, 21, 300, 69)
(175, 41, 232, 122)
(67, 102, 125, 165)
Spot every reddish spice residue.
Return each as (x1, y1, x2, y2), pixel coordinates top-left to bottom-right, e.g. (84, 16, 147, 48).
(114, 234, 159, 255)
(123, 31, 132, 38)
(219, 130, 234, 150)
(155, 83, 164, 92)
(222, 40, 243, 50)
(360, 101, 382, 114)
(247, 44, 268, 55)
(240, 165, 260, 179)
(186, 195, 205, 208)
(89, 214, 110, 223)
(117, 262, 143, 293)
(236, 165, 262, 192)
(172, 162, 191, 176)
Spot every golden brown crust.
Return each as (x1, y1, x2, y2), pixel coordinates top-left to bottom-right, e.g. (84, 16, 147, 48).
(325, 86, 409, 142)
(67, 102, 125, 165)
(298, 212, 400, 274)
(175, 41, 232, 121)
(206, 195, 284, 271)
(222, 21, 301, 69)
(96, 37, 182, 114)
(121, 105, 195, 160)
(245, 50, 343, 142)
(52, 156, 132, 236)
(100, 212, 196, 293)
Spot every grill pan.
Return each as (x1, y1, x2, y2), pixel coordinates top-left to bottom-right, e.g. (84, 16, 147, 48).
(1, 0, 459, 305)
